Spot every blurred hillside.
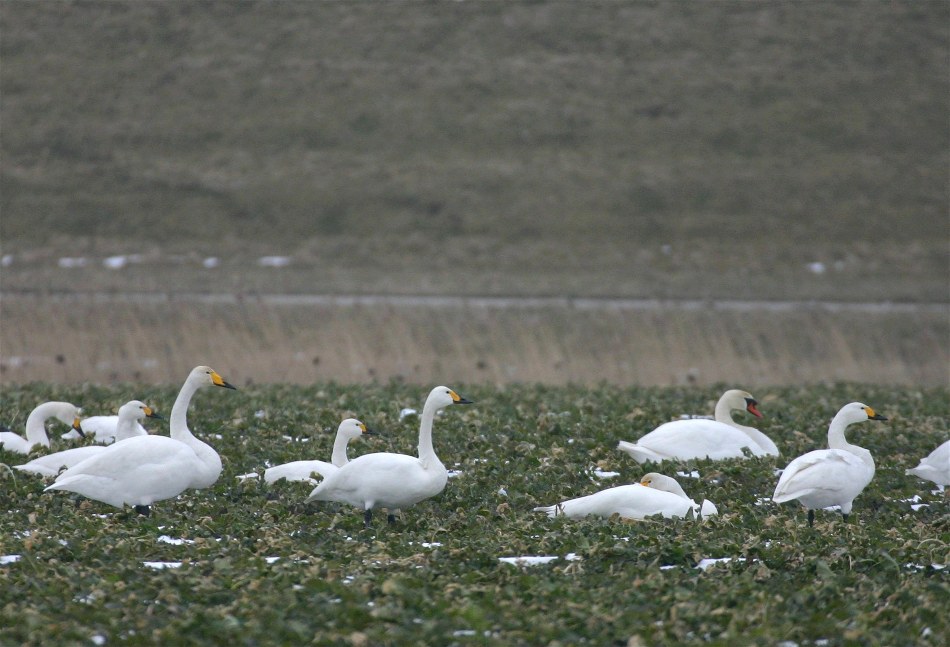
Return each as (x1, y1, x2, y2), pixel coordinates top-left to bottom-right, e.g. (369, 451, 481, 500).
(1, 1, 947, 301)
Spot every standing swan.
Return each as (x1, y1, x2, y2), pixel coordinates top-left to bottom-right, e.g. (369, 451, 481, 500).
(264, 418, 375, 484)
(617, 389, 775, 463)
(306, 386, 472, 527)
(17, 401, 162, 477)
(45, 366, 236, 516)
(533, 472, 717, 521)
(772, 402, 886, 526)
(905, 440, 950, 490)
(0, 402, 83, 455)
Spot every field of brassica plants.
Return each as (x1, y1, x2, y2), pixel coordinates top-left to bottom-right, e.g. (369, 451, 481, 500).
(1, 381, 946, 645)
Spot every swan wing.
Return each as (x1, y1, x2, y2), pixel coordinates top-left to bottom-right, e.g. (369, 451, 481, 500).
(307, 452, 444, 509)
(542, 484, 696, 520)
(264, 460, 336, 484)
(906, 440, 950, 486)
(15, 446, 104, 477)
(0, 431, 30, 454)
(625, 420, 764, 461)
(772, 449, 868, 503)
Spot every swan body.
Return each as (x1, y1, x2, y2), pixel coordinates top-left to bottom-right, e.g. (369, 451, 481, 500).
(45, 366, 236, 514)
(61, 414, 147, 444)
(533, 472, 717, 520)
(0, 402, 82, 455)
(617, 389, 774, 463)
(17, 401, 162, 477)
(772, 402, 886, 526)
(264, 418, 374, 484)
(306, 386, 472, 526)
(905, 440, 950, 489)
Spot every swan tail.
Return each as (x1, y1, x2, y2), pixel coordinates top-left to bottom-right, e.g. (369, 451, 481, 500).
(616, 441, 663, 464)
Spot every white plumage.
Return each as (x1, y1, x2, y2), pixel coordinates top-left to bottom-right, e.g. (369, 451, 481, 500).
(905, 440, 950, 489)
(0, 401, 82, 455)
(264, 418, 373, 484)
(617, 389, 775, 463)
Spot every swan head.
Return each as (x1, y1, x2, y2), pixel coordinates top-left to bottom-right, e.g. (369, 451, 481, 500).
(189, 365, 237, 390)
(834, 402, 888, 426)
(49, 402, 84, 435)
(722, 389, 763, 418)
(338, 418, 375, 439)
(119, 400, 164, 422)
(639, 472, 689, 498)
(426, 386, 474, 410)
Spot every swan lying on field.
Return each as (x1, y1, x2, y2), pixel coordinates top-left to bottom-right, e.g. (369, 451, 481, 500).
(905, 440, 950, 490)
(306, 386, 472, 527)
(264, 418, 375, 484)
(0, 401, 83, 455)
(533, 472, 718, 520)
(617, 389, 776, 463)
(17, 401, 162, 477)
(45, 366, 236, 516)
(60, 408, 148, 444)
(772, 402, 886, 526)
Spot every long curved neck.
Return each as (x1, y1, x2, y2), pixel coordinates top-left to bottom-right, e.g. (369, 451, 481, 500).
(828, 414, 873, 467)
(714, 398, 737, 425)
(25, 402, 59, 447)
(417, 399, 442, 467)
(114, 413, 139, 442)
(330, 431, 351, 467)
(170, 378, 201, 443)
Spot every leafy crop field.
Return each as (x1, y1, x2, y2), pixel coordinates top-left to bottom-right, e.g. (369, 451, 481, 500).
(1, 381, 947, 645)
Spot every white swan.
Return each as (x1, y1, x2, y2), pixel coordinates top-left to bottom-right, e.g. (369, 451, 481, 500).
(906, 440, 950, 490)
(533, 472, 717, 520)
(0, 401, 83, 455)
(306, 386, 472, 527)
(772, 402, 886, 526)
(45, 366, 236, 516)
(617, 389, 776, 463)
(17, 401, 162, 478)
(60, 411, 148, 444)
(264, 418, 374, 484)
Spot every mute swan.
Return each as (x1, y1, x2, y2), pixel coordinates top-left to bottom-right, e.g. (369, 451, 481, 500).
(264, 418, 375, 484)
(45, 366, 236, 516)
(306, 386, 472, 527)
(617, 389, 775, 463)
(0, 401, 83, 455)
(905, 440, 950, 490)
(60, 411, 147, 444)
(772, 402, 886, 526)
(17, 401, 162, 477)
(533, 472, 718, 520)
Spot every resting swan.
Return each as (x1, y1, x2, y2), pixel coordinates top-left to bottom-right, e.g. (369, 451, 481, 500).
(905, 440, 950, 490)
(533, 472, 718, 520)
(617, 389, 775, 463)
(61, 411, 148, 444)
(772, 402, 886, 526)
(17, 401, 162, 477)
(306, 386, 472, 527)
(0, 401, 83, 455)
(45, 366, 236, 516)
(264, 418, 375, 484)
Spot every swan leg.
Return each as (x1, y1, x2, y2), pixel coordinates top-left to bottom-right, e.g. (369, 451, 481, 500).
(387, 513, 396, 525)
(134, 505, 151, 517)
(807, 509, 814, 527)
(842, 512, 849, 523)
(363, 509, 373, 528)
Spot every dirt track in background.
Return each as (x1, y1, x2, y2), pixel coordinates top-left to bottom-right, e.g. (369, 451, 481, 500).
(2, 292, 945, 387)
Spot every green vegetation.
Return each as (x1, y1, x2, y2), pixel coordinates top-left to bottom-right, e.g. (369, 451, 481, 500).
(2, 2, 948, 300)
(1, 382, 947, 645)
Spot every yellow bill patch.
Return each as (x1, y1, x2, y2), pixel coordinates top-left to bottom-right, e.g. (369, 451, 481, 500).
(211, 371, 227, 387)
(864, 406, 877, 418)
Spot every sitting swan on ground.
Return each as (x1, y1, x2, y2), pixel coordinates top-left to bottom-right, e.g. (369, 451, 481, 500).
(617, 389, 775, 463)
(264, 418, 375, 484)
(772, 402, 886, 526)
(1, 401, 83, 455)
(306, 386, 472, 527)
(17, 401, 162, 477)
(533, 472, 718, 520)
(905, 440, 950, 490)
(45, 366, 236, 516)
(60, 410, 148, 444)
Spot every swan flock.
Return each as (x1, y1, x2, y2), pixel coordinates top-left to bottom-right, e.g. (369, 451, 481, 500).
(4, 376, 936, 529)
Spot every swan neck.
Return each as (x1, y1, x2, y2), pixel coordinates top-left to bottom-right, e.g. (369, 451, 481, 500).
(827, 414, 872, 465)
(713, 399, 736, 425)
(330, 431, 350, 467)
(25, 402, 58, 446)
(170, 377, 200, 442)
(115, 413, 136, 442)
(417, 400, 440, 464)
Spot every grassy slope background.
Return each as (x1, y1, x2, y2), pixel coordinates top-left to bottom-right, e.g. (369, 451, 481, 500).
(0, 382, 947, 645)
(1, 1, 948, 301)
